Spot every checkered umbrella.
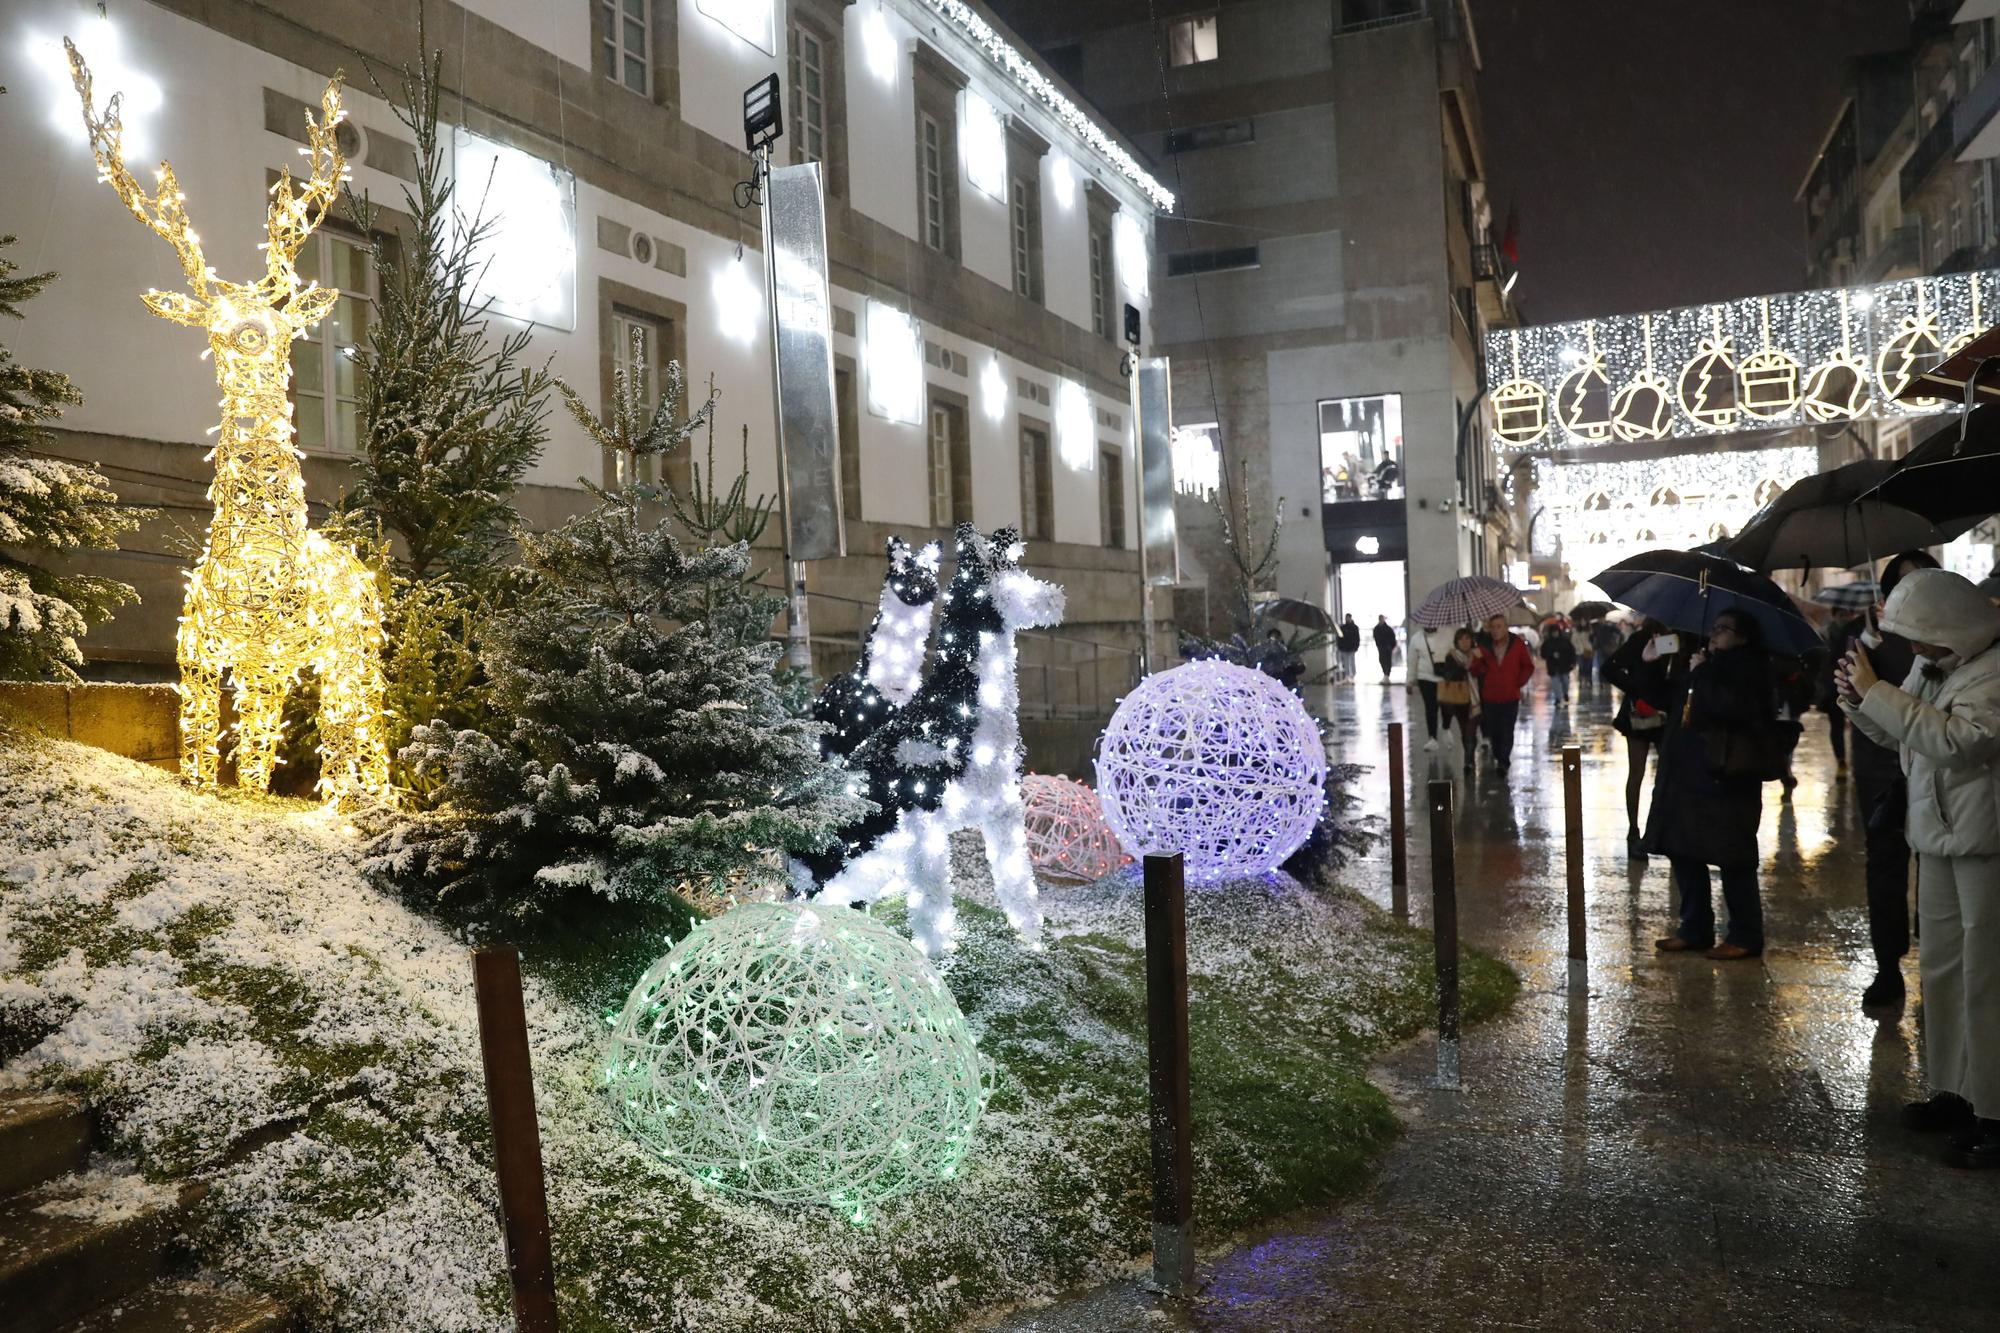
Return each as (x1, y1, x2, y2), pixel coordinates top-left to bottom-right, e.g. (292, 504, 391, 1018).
(1411, 576, 1525, 629)
(1812, 581, 1880, 611)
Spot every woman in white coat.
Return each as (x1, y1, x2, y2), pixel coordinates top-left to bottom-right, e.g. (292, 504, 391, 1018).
(1839, 569, 2000, 1169)
(1407, 619, 1445, 750)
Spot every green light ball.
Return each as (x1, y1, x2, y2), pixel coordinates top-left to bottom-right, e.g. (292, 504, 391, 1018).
(603, 901, 985, 1217)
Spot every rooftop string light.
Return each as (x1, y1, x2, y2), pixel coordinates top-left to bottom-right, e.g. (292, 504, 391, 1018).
(910, 0, 1174, 211)
(603, 901, 986, 1223)
(1095, 660, 1326, 880)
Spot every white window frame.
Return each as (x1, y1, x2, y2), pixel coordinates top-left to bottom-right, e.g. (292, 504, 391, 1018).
(1020, 423, 1053, 541)
(1011, 176, 1034, 298)
(1100, 446, 1126, 548)
(601, 0, 652, 96)
(291, 230, 374, 454)
(1089, 226, 1109, 338)
(928, 400, 955, 527)
(1168, 13, 1219, 67)
(611, 309, 665, 485)
(790, 20, 827, 164)
(920, 112, 948, 252)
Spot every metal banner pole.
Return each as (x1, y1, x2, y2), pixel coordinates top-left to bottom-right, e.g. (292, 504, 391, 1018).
(1562, 744, 1587, 989)
(1142, 852, 1194, 1292)
(1428, 779, 1461, 1089)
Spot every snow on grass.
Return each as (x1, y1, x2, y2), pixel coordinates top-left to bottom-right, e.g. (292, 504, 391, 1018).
(0, 720, 1513, 1331)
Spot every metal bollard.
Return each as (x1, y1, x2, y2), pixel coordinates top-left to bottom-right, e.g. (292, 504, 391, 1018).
(473, 948, 561, 1333)
(1428, 780, 1461, 1090)
(1388, 721, 1408, 918)
(1562, 744, 1587, 990)
(1142, 853, 1195, 1292)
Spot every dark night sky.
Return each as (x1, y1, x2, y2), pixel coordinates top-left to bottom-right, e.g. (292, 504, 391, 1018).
(1475, 0, 1914, 323)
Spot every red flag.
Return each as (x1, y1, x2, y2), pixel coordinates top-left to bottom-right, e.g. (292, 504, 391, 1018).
(1499, 204, 1520, 266)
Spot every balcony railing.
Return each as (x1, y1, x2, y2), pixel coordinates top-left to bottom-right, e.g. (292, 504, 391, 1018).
(1901, 112, 1958, 202)
(1334, 0, 1428, 36)
(1861, 224, 1923, 283)
(1955, 56, 2000, 159)
(1935, 243, 1980, 275)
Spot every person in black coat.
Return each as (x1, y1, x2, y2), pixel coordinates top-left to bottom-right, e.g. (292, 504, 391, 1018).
(1337, 614, 1362, 680)
(1602, 618, 1680, 843)
(1371, 615, 1397, 681)
(1822, 608, 1866, 771)
(1647, 608, 1778, 959)
(1850, 550, 1940, 1007)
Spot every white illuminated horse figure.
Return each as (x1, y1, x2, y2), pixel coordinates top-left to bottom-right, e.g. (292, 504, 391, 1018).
(810, 537, 941, 760)
(798, 525, 1064, 955)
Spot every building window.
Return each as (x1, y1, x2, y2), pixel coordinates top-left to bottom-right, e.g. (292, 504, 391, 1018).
(600, 0, 651, 95)
(1020, 423, 1053, 541)
(920, 113, 948, 252)
(1089, 225, 1111, 338)
(1100, 447, 1126, 548)
(1010, 174, 1042, 302)
(1165, 245, 1260, 277)
(927, 396, 971, 527)
(1163, 119, 1254, 154)
(610, 309, 668, 485)
(291, 230, 374, 453)
(1168, 13, 1219, 66)
(789, 20, 827, 165)
(1319, 394, 1405, 504)
(836, 362, 861, 523)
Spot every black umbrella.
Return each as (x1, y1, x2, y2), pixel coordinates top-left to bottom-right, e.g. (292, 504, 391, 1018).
(1722, 458, 1978, 573)
(1255, 597, 1334, 632)
(1567, 600, 1614, 621)
(1590, 549, 1823, 657)
(1864, 400, 2000, 529)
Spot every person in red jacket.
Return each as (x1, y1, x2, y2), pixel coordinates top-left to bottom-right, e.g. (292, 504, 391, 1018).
(1469, 612, 1536, 775)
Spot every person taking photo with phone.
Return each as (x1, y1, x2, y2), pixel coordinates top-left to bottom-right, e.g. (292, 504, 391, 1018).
(1469, 612, 1535, 776)
(1839, 568, 2000, 1170)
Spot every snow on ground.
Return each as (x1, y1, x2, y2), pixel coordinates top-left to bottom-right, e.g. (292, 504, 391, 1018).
(0, 723, 1466, 1332)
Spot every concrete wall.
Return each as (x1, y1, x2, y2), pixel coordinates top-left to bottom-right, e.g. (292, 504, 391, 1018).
(5, 0, 1165, 693)
(0, 682, 179, 769)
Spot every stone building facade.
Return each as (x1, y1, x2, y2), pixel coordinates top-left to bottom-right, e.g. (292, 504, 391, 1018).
(3, 0, 1163, 757)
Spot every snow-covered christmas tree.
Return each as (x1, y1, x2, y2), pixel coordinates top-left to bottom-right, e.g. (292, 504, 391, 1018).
(0, 237, 141, 681)
(372, 355, 868, 916)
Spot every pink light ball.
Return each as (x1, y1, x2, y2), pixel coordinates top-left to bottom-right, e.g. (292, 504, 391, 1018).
(1021, 774, 1132, 883)
(1094, 660, 1326, 880)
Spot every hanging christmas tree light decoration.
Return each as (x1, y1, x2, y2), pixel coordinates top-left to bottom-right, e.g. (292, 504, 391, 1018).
(1021, 774, 1130, 882)
(1488, 269, 1998, 447)
(68, 43, 389, 806)
(1095, 660, 1326, 881)
(604, 900, 986, 1222)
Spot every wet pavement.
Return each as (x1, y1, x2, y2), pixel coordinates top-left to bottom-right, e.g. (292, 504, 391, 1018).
(985, 678, 1998, 1331)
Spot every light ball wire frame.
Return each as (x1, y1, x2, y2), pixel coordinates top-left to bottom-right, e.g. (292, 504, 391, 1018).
(1022, 774, 1130, 882)
(1095, 660, 1326, 880)
(604, 902, 986, 1223)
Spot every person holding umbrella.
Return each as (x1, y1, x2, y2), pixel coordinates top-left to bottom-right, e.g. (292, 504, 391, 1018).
(1839, 569, 2000, 1169)
(1649, 609, 1781, 960)
(1470, 613, 1536, 775)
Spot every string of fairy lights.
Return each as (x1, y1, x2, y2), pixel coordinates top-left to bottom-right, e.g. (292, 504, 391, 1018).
(1488, 271, 2000, 449)
(1530, 446, 1821, 579)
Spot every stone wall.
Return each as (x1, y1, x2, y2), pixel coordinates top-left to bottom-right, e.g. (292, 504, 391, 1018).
(0, 682, 179, 770)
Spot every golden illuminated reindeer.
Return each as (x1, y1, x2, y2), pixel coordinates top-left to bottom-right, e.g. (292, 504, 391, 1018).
(69, 42, 390, 807)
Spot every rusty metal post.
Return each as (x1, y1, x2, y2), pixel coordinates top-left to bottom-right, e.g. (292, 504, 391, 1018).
(473, 948, 560, 1333)
(1142, 853, 1195, 1292)
(1562, 744, 1587, 990)
(1388, 720, 1408, 917)
(1428, 780, 1460, 1089)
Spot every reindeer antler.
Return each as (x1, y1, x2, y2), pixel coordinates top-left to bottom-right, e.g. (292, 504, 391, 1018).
(263, 74, 350, 291)
(66, 38, 212, 306)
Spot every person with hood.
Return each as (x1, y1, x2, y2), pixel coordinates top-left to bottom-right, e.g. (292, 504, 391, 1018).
(1844, 550, 1940, 1008)
(1469, 612, 1536, 775)
(1840, 569, 2000, 1169)
(1337, 614, 1361, 681)
(1648, 608, 1779, 959)
(1407, 618, 1445, 750)
(1372, 614, 1398, 682)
